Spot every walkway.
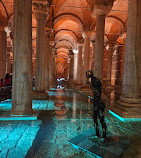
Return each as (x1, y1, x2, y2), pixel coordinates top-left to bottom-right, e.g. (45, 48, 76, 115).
(0, 88, 141, 158)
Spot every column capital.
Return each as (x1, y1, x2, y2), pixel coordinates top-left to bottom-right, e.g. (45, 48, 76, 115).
(33, 1, 49, 20)
(82, 31, 93, 38)
(120, 32, 127, 40)
(49, 41, 54, 46)
(45, 27, 52, 38)
(77, 42, 84, 47)
(92, 0, 115, 17)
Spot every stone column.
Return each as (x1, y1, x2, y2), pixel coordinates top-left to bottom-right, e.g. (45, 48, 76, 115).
(48, 44, 54, 88)
(121, 34, 126, 83)
(69, 55, 74, 87)
(44, 28, 51, 90)
(7, 52, 11, 74)
(12, 0, 32, 115)
(93, 1, 115, 81)
(112, 0, 141, 118)
(94, 15, 105, 81)
(32, 49, 36, 77)
(82, 31, 91, 87)
(75, 44, 83, 87)
(33, 1, 49, 92)
(0, 28, 7, 80)
(106, 44, 114, 85)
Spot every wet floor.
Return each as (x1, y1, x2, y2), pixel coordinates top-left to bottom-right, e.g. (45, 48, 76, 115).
(0, 88, 141, 158)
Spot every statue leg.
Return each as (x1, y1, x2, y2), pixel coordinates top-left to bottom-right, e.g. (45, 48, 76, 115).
(93, 109, 100, 137)
(100, 114, 107, 138)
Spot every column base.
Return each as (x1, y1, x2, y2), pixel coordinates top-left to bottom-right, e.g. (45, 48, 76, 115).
(11, 106, 33, 115)
(74, 84, 82, 90)
(33, 90, 49, 99)
(79, 85, 91, 92)
(111, 97, 141, 118)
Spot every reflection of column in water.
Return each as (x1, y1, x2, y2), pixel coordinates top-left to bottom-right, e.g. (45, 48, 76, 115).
(87, 96, 92, 114)
(110, 90, 115, 107)
(72, 92, 76, 122)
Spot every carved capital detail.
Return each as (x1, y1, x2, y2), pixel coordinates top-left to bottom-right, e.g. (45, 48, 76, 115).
(33, 1, 49, 20)
(92, 0, 115, 17)
(45, 27, 52, 38)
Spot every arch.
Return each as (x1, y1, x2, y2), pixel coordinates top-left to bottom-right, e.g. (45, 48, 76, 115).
(55, 39, 73, 48)
(54, 13, 83, 33)
(55, 30, 77, 45)
(107, 15, 125, 28)
(0, 0, 9, 20)
(54, 29, 78, 39)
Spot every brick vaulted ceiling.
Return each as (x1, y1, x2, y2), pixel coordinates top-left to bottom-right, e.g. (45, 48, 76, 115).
(0, 0, 128, 76)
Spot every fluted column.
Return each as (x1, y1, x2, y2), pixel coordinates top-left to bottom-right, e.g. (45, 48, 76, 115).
(44, 28, 51, 90)
(113, 0, 141, 118)
(33, 1, 49, 92)
(0, 28, 7, 80)
(12, 0, 32, 115)
(106, 44, 114, 84)
(82, 31, 91, 86)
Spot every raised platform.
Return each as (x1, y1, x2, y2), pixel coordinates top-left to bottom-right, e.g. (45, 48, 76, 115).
(68, 127, 131, 158)
(32, 91, 49, 99)
(0, 111, 39, 121)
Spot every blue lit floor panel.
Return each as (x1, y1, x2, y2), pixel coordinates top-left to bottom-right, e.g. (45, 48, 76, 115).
(109, 110, 141, 122)
(0, 111, 38, 121)
(0, 99, 55, 111)
(68, 127, 131, 158)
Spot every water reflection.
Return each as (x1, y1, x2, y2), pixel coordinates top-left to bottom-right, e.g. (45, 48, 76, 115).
(54, 88, 67, 120)
(72, 92, 76, 122)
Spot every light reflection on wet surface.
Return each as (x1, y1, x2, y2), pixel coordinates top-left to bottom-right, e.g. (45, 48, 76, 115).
(0, 88, 141, 158)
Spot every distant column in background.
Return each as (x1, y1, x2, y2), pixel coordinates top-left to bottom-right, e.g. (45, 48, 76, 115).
(7, 52, 11, 74)
(44, 28, 51, 90)
(0, 28, 7, 80)
(74, 43, 83, 87)
(48, 44, 54, 88)
(69, 55, 74, 87)
(106, 43, 114, 85)
(82, 31, 91, 87)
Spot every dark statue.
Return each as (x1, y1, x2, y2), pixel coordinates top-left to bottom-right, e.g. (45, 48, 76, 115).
(86, 70, 107, 139)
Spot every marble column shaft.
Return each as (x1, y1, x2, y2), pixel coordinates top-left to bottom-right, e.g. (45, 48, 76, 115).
(82, 32, 91, 86)
(76, 45, 83, 85)
(12, 0, 32, 115)
(112, 0, 141, 118)
(106, 45, 114, 82)
(48, 45, 54, 88)
(122, 0, 141, 99)
(94, 15, 105, 80)
(44, 31, 50, 90)
(34, 5, 48, 92)
(7, 52, 11, 74)
(121, 38, 126, 83)
(69, 55, 74, 84)
(0, 30, 7, 80)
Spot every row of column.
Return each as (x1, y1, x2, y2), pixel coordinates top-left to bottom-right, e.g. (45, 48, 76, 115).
(6, 0, 141, 118)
